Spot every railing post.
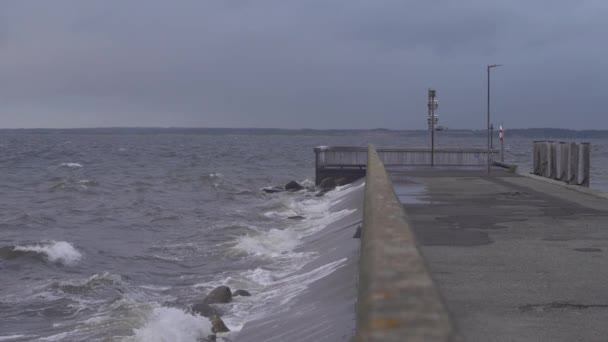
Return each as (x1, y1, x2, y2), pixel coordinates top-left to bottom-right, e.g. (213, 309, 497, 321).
(559, 142, 568, 181)
(581, 143, 590, 187)
(539, 142, 549, 177)
(533, 141, 542, 175)
(314, 147, 324, 185)
(549, 142, 557, 179)
(567, 142, 579, 185)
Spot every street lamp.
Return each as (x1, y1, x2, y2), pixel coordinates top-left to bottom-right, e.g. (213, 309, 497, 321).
(428, 89, 438, 166)
(487, 64, 502, 174)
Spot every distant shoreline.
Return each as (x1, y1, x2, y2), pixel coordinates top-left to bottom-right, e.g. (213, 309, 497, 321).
(2, 127, 608, 139)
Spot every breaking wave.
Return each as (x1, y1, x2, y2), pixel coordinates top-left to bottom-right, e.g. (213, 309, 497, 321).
(1, 241, 83, 266)
(52, 272, 123, 295)
(234, 228, 303, 258)
(128, 307, 213, 342)
(59, 162, 83, 168)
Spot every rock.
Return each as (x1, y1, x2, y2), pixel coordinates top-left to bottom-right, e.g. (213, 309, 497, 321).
(335, 177, 349, 186)
(233, 289, 251, 297)
(318, 177, 336, 191)
(203, 334, 217, 342)
(287, 215, 305, 220)
(353, 225, 362, 239)
(262, 186, 283, 194)
(315, 189, 329, 197)
(285, 181, 303, 192)
(191, 302, 221, 318)
(211, 316, 230, 333)
(203, 286, 232, 304)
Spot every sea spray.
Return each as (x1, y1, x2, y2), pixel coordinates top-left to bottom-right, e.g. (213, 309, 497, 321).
(13, 241, 83, 266)
(130, 307, 213, 342)
(59, 162, 83, 168)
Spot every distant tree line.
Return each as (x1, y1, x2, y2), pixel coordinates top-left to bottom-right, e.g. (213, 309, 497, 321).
(1, 127, 608, 138)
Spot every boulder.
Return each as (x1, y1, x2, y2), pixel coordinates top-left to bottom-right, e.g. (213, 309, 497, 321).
(315, 190, 329, 197)
(191, 302, 221, 318)
(262, 186, 283, 194)
(233, 289, 251, 297)
(203, 334, 216, 342)
(353, 225, 362, 239)
(318, 177, 336, 191)
(203, 286, 232, 304)
(287, 215, 305, 220)
(211, 316, 230, 333)
(285, 181, 303, 192)
(335, 177, 351, 186)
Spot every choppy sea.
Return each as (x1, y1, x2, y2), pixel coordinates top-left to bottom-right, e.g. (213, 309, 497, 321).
(1, 129, 606, 341)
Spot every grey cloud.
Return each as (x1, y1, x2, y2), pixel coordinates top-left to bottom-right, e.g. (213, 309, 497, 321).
(0, 0, 607, 129)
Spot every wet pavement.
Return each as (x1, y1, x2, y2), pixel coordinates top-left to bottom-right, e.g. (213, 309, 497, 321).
(390, 169, 608, 342)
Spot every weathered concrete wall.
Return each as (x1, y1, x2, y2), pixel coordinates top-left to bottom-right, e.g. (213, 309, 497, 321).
(355, 145, 458, 342)
(533, 141, 590, 187)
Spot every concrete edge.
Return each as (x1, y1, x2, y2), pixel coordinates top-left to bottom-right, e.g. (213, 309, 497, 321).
(518, 171, 608, 200)
(493, 161, 518, 172)
(355, 144, 459, 342)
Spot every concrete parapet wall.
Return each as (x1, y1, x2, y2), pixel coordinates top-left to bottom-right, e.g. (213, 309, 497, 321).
(355, 145, 458, 342)
(532, 141, 590, 187)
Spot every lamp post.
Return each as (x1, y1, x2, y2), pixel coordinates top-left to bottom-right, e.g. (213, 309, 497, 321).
(487, 64, 502, 174)
(428, 89, 438, 166)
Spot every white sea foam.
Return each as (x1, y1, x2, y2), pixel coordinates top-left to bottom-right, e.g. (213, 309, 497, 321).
(222, 180, 363, 330)
(38, 332, 70, 341)
(302, 209, 356, 237)
(235, 182, 360, 258)
(0, 335, 35, 341)
(262, 209, 298, 219)
(288, 198, 329, 217)
(192, 259, 345, 337)
(243, 267, 277, 287)
(235, 229, 303, 257)
(275, 258, 347, 305)
(328, 182, 365, 200)
(138, 285, 171, 291)
(56, 272, 122, 291)
(246, 258, 348, 320)
(130, 307, 212, 342)
(299, 179, 315, 188)
(14, 241, 82, 265)
(60, 162, 83, 168)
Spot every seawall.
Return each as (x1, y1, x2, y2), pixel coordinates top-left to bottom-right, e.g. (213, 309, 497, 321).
(235, 145, 458, 341)
(235, 180, 364, 341)
(356, 145, 457, 341)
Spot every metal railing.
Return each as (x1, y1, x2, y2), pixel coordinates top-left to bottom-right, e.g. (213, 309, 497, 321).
(314, 146, 497, 168)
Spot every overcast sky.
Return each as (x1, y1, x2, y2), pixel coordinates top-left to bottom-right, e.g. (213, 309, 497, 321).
(1, 0, 607, 129)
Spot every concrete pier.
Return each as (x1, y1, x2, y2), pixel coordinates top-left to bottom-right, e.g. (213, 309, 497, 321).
(356, 146, 457, 342)
(237, 145, 607, 341)
(392, 168, 608, 341)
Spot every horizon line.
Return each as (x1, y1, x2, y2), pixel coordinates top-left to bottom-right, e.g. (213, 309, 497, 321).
(1, 126, 608, 132)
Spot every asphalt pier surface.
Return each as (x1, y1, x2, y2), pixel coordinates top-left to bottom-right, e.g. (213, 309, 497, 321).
(391, 169, 608, 342)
